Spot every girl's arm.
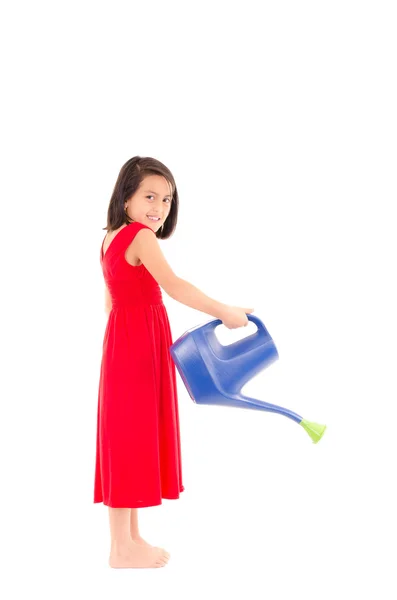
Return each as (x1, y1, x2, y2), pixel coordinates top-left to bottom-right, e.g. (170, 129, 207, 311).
(132, 229, 227, 319)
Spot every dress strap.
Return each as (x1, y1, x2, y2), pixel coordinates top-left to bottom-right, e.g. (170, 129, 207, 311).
(121, 221, 155, 248)
(101, 221, 154, 262)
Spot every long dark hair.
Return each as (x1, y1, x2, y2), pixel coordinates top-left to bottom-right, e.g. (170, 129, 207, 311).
(103, 156, 179, 240)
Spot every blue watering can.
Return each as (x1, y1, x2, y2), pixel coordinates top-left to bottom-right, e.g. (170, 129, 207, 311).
(170, 314, 326, 443)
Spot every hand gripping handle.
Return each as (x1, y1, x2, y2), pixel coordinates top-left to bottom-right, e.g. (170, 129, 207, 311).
(201, 313, 274, 355)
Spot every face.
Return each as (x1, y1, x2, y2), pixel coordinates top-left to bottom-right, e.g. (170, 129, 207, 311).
(124, 174, 173, 232)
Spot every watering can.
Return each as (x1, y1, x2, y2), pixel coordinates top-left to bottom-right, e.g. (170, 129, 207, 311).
(170, 314, 326, 443)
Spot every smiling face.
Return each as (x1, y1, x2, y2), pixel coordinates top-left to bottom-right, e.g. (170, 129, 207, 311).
(124, 174, 173, 232)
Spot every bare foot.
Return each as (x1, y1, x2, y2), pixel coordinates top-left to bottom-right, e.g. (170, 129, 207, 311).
(131, 534, 153, 548)
(131, 535, 169, 558)
(109, 541, 170, 569)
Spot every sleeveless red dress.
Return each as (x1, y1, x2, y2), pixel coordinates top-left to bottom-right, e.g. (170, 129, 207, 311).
(93, 221, 184, 508)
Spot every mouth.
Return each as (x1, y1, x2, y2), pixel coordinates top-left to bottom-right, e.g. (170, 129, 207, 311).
(147, 215, 161, 222)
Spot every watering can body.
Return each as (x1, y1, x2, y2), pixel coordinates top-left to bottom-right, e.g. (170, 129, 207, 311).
(170, 315, 284, 410)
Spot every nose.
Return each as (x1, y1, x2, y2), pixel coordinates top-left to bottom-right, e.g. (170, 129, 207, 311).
(156, 200, 165, 214)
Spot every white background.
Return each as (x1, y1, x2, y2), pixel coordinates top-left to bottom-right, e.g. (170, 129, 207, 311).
(1, 1, 396, 598)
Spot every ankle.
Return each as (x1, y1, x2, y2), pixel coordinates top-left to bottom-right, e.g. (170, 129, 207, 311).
(110, 539, 133, 554)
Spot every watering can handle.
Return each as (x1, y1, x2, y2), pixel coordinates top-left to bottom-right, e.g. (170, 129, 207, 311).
(202, 313, 273, 345)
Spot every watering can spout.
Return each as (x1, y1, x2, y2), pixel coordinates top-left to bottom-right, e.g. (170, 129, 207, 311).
(224, 394, 326, 443)
(170, 315, 326, 443)
(299, 419, 327, 443)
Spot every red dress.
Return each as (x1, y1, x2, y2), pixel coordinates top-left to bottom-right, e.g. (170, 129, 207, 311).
(93, 221, 184, 508)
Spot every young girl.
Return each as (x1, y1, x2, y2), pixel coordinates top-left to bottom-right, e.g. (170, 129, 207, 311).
(94, 156, 254, 569)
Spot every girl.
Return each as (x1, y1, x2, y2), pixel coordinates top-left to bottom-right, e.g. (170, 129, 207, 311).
(94, 156, 254, 569)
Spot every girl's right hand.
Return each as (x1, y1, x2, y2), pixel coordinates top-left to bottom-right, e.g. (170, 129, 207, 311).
(219, 305, 254, 329)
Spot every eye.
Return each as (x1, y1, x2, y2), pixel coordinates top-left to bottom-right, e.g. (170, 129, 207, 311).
(146, 195, 171, 204)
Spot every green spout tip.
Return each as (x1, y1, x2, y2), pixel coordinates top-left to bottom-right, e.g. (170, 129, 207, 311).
(299, 419, 327, 443)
